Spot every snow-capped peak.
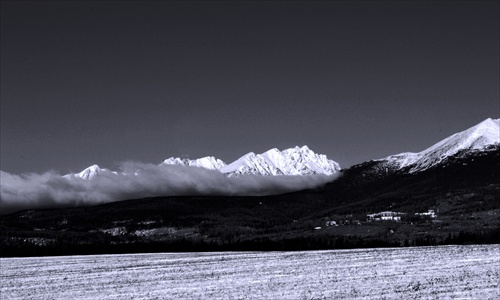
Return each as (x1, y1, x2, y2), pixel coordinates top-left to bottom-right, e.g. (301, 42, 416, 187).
(62, 164, 101, 180)
(76, 164, 102, 180)
(219, 146, 340, 176)
(381, 118, 500, 173)
(63, 164, 119, 180)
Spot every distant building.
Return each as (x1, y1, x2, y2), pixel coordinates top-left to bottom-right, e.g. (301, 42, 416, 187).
(367, 211, 406, 222)
(415, 209, 437, 218)
(325, 220, 338, 227)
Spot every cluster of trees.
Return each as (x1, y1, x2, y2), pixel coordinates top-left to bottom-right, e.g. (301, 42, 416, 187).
(2, 228, 499, 257)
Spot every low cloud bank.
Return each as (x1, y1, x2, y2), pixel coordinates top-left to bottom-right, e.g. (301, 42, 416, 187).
(0, 162, 339, 214)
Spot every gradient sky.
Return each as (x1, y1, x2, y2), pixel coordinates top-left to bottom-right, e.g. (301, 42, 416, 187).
(1, 1, 499, 174)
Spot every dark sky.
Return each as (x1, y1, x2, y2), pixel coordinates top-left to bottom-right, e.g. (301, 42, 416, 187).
(1, 1, 499, 174)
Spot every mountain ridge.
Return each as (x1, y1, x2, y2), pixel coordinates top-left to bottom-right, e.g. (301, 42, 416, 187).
(69, 145, 341, 179)
(67, 118, 499, 180)
(375, 118, 499, 173)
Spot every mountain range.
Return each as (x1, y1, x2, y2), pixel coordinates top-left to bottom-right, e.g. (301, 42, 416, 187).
(68, 145, 342, 180)
(68, 118, 499, 180)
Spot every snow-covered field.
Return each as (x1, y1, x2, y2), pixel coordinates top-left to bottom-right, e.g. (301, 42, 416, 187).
(1, 245, 499, 299)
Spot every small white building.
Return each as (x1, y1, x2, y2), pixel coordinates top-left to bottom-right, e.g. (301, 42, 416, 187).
(367, 211, 406, 222)
(415, 209, 437, 218)
(325, 220, 338, 227)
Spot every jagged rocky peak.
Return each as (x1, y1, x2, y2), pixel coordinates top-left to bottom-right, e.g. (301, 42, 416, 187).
(380, 117, 500, 173)
(219, 145, 340, 176)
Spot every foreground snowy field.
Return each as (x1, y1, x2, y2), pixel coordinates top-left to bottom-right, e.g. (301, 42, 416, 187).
(1, 245, 499, 299)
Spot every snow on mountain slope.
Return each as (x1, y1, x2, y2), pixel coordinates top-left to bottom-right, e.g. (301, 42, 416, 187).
(64, 164, 117, 180)
(219, 151, 284, 176)
(219, 146, 340, 177)
(162, 156, 226, 170)
(379, 118, 500, 173)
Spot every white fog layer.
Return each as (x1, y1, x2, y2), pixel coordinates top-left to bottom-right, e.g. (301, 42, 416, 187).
(0, 163, 338, 214)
